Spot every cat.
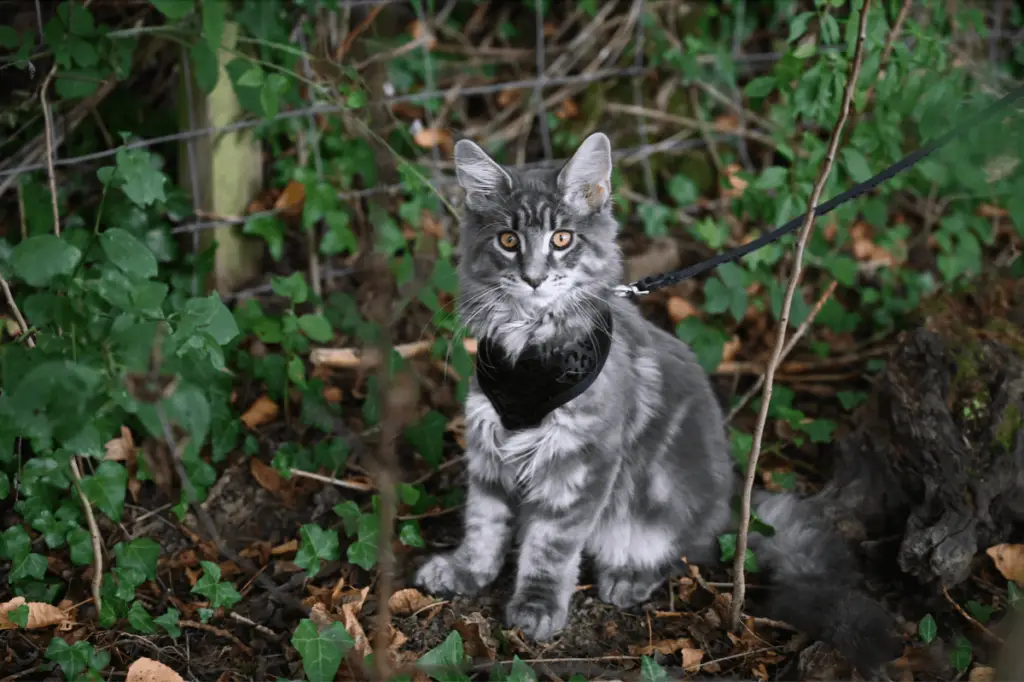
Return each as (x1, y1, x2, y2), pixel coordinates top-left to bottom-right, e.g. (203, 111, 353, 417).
(413, 132, 905, 672)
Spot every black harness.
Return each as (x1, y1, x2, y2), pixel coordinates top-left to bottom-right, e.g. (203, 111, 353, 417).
(474, 306, 614, 431)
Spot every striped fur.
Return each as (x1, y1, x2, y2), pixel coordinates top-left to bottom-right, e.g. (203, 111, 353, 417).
(415, 134, 903, 672)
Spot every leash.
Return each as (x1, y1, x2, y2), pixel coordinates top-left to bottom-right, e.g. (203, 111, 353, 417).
(613, 84, 1024, 298)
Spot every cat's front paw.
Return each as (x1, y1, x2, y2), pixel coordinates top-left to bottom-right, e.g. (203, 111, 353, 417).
(505, 591, 569, 641)
(413, 553, 487, 597)
(597, 570, 663, 609)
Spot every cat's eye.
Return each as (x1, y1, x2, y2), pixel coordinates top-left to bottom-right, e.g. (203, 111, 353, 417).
(551, 230, 574, 249)
(497, 231, 520, 250)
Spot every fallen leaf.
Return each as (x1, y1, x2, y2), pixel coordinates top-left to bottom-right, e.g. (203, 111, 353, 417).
(666, 296, 698, 324)
(388, 588, 438, 616)
(724, 163, 748, 198)
(455, 612, 497, 660)
(413, 128, 452, 152)
(986, 544, 1024, 584)
(422, 212, 445, 239)
(342, 600, 370, 657)
(0, 597, 68, 629)
(720, 336, 742, 364)
(497, 89, 522, 109)
(273, 180, 306, 214)
(241, 395, 279, 429)
(677, 576, 697, 602)
(629, 637, 703, 670)
(408, 20, 436, 50)
(555, 98, 579, 120)
(969, 666, 996, 682)
(978, 204, 1008, 218)
(713, 113, 739, 131)
(249, 458, 284, 495)
(126, 658, 186, 682)
(322, 386, 343, 403)
(271, 539, 299, 555)
(104, 426, 136, 462)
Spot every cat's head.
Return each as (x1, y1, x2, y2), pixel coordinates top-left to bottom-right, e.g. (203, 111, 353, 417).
(453, 132, 623, 335)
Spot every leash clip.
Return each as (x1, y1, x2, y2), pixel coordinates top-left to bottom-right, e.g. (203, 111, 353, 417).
(613, 283, 649, 298)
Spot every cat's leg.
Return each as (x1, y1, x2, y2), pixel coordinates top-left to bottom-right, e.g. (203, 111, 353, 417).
(505, 456, 614, 641)
(589, 512, 678, 609)
(596, 564, 669, 609)
(414, 474, 513, 596)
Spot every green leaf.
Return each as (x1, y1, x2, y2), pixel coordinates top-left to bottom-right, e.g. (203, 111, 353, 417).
(128, 600, 156, 634)
(46, 638, 93, 680)
(190, 40, 219, 94)
(917, 613, 937, 643)
(347, 539, 377, 571)
(754, 166, 788, 190)
(639, 656, 669, 682)
(271, 273, 309, 304)
(948, 636, 972, 672)
(260, 74, 290, 118)
(717, 533, 759, 573)
(10, 552, 47, 582)
(333, 501, 361, 537)
(180, 294, 240, 345)
(295, 524, 340, 578)
(244, 214, 285, 261)
(11, 235, 82, 287)
(114, 148, 168, 208)
(418, 630, 468, 682)
(399, 520, 425, 548)
(667, 175, 698, 205)
(8, 603, 29, 628)
(842, 148, 873, 183)
(298, 314, 333, 343)
(507, 657, 538, 682)
(192, 560, 242, 609)
(292, 619, 353, 682)
(966, 600, 993, 624)
(116, 537, 161, 581)
(404, 410, 447, 469)
(202, 0, 225, 48)
(155, 608, 181, 638)
(66, 526, 95, 565)
(101, 228, 158, 279)
(80, 461, 129, 522)
(744, 75, 775, 98)
(238, 65, 265, 88)
(0, 26, 18, 49)
(151, 0, 194, 20)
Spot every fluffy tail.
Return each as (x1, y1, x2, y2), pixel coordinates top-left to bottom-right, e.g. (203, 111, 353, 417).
(749, 491, 904, 673)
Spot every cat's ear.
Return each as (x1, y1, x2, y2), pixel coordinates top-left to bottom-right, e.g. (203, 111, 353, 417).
(557, 132, 612, 215)
(453, 139, 512, 209)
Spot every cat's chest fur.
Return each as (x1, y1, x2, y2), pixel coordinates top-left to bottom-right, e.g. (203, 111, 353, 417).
(463, 379, 612, 501)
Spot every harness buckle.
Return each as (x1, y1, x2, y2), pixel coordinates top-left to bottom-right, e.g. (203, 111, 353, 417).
(613, 283, 649, 297)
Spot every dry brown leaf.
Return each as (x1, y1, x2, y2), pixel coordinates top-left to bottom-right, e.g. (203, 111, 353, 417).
(677, 576, 697, 602)
(249, 458, 284, 495)
(724, 163, 748, 198)
(422, 213, 445, 239)
(497, 89, 522, 109)
(455, 612, 497, 660)
(274, 180, 306, 214)
(969, 665, 995, 682)
(342, 600, 371, 657)
(310, 602, 335, 629)
(978, 204, 1008, 218)
(241, 395, 279, 429)
(555, 98, 579, 120)
(629, 637, 703, 667)
(126, 658, 186, 682)
(0, 597, 69, 629)
(666, 296, 698, 324)
(413, 128, 452, 151)
(104, 426, 136, 462)
(271, 539, 299, 555)
(388, 588, 438, 616)
(986, 543, 1024, 584)
(409, 20, 437, 50)
(720, 336, 742, 365)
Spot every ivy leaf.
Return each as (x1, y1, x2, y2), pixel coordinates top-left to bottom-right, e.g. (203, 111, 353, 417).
(66, 526, 95, 566)
(8, 603, 29, 628)
(190, 40, 219, 94)
(80, 461, 128, 522)
(333, 501, 361, 537)
(291, 619, 353, 682)
(10, 552, 48, 582)
(404, 410, 447, 469)
(101, 228, 158, 279)
(244, 214, 285, 261)
(417, 630, 468, 682)
(154, 608, 181, 638)
(179, 294, 240, 345)
(639, 656, 669, 682)
(116, 537, 161, 581)
(151, 0, 194, 20)
(192, 560, 242, 609)
(271, 273, 309, 304)
(948, 636, 972, 672)
(298, 314, 333, 343)
(11, 235, 82, 287)
(717, 533, 759, 573)
(399, 520, 425, 548)
(507, 657, 538, 682)
(128, 600, 156, 634)
(295, 524, 340, 578)
(45, 638, 93, 680)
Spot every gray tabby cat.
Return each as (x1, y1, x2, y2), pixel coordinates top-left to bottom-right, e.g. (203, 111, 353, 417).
(414, 133, 904, 671)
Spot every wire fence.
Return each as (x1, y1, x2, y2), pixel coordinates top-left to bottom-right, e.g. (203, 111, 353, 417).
(2, 1, 1021, 251)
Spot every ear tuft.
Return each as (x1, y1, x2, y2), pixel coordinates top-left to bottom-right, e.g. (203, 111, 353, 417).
(453, 139, 512, 208)
(557, 132, 613, 215)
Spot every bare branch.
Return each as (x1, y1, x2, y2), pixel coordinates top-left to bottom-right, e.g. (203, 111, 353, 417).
(729, 0, 873, 630)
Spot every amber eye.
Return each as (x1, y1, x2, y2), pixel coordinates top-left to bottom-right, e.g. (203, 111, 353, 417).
(551, 230, 574, 249)
(497, 231, 520, 250)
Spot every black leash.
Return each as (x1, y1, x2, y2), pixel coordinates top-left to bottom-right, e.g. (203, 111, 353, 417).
(614, 84, 1024, 297)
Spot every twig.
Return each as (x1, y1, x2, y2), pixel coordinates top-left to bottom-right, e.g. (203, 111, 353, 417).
(730, 0, 871, 631)
(39, 65, 60, 235)
(68, 458, 103, 615)
(1, 275, 35, 348)
(338, 3, 387, 59)
(229, 611, 277, 637)
(179, 618, 253, 654)
(942, 584, 1005, 644)
(311, 337, 478, 368)
(288, 467, 374, 492)
(863, 0, 913, 106)
(725, 281, 838, 423)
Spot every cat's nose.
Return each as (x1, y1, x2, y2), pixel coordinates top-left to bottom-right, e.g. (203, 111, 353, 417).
(522, 274, 546, 289)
